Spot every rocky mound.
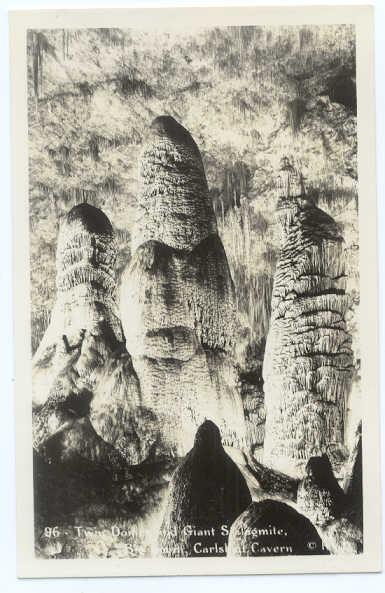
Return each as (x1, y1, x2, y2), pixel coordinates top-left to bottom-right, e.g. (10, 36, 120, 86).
(296, 454, 347, 526)
(263, 160, 354, 477)
(296, 452, 363, 554)
(158, 420, 251, 557)
(228, 499, 328, 556)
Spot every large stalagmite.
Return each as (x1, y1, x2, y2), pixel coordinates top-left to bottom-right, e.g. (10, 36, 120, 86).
(263, 160, 354, 477)
(121, 116, 246, 455)
(32, 203, 149, 464)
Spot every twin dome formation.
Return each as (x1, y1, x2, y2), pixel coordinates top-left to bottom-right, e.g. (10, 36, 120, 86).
(32, 116, 354, 486)
(32, 115, 246, 464)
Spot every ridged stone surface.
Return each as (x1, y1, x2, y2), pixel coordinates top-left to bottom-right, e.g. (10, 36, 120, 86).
(32, 203, 147, 464)
(132, 115, 217, 252)
(263, 166, 354, 477)
(121, 116, 246, 454)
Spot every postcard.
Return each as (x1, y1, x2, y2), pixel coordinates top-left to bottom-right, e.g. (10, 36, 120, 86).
(10, 5, 381, 577)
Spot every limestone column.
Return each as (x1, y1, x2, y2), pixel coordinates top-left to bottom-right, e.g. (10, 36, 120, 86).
(121, 116, 246, 455)
(32, 203, 147, 465)
(263, 160, 354, 477)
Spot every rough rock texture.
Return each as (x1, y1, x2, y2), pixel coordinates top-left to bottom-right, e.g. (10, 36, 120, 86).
(121, 116, 247, 454)
(296, 453, 363, 554)
(239, 451, 363, 555)
(296, 454, 346, 526)
(132, 115, 217, 252)
(228, 499, 328, 556)
(244, 456, 299, 503)
(33, 390, 127, 471)
(239, 364, 266, 460)
(158, 421, 251, 557)
(32, 203, 150, 464)
(263, 161, 354, 477)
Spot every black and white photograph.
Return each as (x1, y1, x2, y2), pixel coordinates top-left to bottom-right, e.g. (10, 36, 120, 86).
(8, 4, 381, 578)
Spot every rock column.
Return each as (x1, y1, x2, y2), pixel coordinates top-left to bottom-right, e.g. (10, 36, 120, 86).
(121, 116, 246, 455)
(263, 160, 354, 477)
(32, 203, 147, 465)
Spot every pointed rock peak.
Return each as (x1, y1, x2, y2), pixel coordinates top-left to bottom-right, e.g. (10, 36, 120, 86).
(276, 156, 306, 200)
(64, 202, 113, 236)
(158, 419, 251, 557)
(297, 454, 347, 526)
(150, 115, 200, 153)
(304, 454, 346, 502)
(306, 453, 334, 481)
(194, 419, 222, 451)
(134, 116, 217, 250)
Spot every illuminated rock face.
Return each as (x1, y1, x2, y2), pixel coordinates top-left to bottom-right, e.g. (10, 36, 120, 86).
(32, 203, 147, 464)
(263, 164, 354, 477)
(121, 116, 246, 455)
(132, 115, 217, 252)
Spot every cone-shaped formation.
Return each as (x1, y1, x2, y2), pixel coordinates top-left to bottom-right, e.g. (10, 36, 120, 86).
(296, 454, 347, 527)
(132, 115, 217, 251)
(296, 452, 363, 554)
(228, 499, 328, 556)
(121, 116, 246, 454)
(263, 161, 354, 477)
(32, 204, 149, 465)
(158, 421, 251, 557)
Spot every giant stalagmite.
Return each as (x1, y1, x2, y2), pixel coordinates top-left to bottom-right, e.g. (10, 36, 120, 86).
(32, 203, 151, 465)
(121, 116, 246, 455)
(263, 160, 354, 477)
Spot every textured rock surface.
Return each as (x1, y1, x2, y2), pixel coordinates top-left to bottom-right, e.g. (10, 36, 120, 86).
(158, 421, 251, 557)
(319, 517, 363, 555)
(32, 203, 149, 464)
(296, 453, 363, 554)
(132, 115, 217, 252)
(121, 116, 246, 454)
(263, 162, 354, 476)
(296, 454, 346, 527)
(239, 362, 266, 460)
(228, 499, 328, 556)
(244, 457, 299, 503)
